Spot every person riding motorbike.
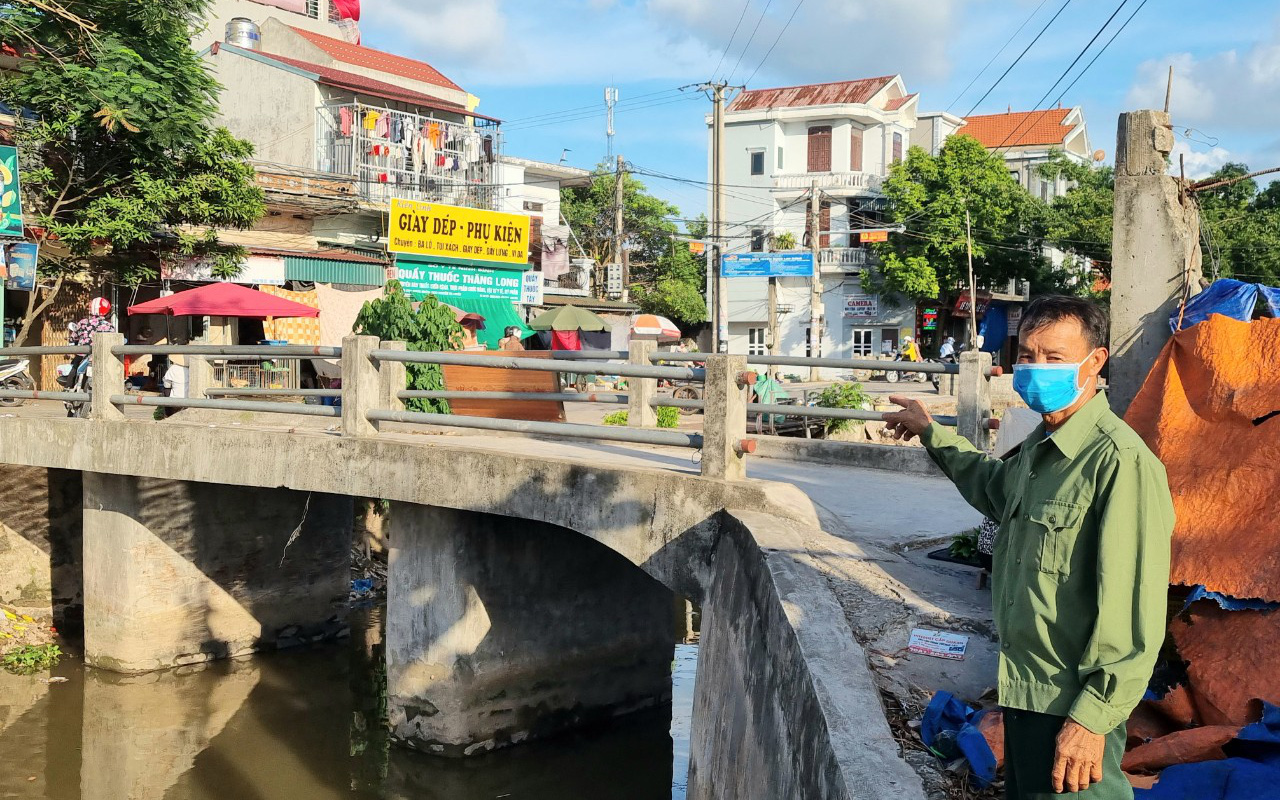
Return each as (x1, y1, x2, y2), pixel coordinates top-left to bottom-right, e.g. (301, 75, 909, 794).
(60, 297, 114, 417)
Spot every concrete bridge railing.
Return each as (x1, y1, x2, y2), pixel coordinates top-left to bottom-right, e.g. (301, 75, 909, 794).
(1, 334, 1002, 481)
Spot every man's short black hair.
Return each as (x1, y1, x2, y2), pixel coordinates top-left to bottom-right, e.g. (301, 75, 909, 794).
(1018, 295, 1109, 350)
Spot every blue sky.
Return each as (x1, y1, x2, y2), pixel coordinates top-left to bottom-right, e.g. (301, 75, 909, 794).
(358, 0, 1280, 220)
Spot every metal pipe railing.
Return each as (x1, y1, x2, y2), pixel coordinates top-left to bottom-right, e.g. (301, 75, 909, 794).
(112, 345, 342, 358)
(400, 390, 627, 404)
(366, 409, 704, 448)
(0, 346, 89, 356)
(206, 388, 341, 398)
(549, 350, 628, 361)
(372, 350, 704, 381)
(655, 351, 1005, 378)
(0, 390, 89, 403)
(110, 395, 340, 417)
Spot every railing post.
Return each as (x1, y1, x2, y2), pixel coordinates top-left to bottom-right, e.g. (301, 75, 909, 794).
(380, 340, 407, 412)
(341, 335, 381, 437)
(701, 354, 753, 481)
(957, 350, 993, 449)
(91, 333, 125, 421)
(187, 356, 214, 401)
(627, 340, 658, 428)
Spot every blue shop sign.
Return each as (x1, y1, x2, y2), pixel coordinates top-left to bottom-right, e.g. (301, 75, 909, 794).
(722, 252, 814, 278)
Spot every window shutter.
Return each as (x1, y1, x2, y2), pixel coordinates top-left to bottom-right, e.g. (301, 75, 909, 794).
(850, 129, 863, 172)
(892, 132, 903, 164)
(529, 216, 543, 266)
(820, 203, 831, 248)
(807, 126, 832, 172)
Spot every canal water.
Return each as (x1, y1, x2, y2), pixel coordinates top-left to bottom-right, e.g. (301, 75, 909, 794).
(0, 608, 697, 799)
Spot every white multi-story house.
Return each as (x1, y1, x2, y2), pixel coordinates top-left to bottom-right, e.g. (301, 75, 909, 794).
(713, 75, 929, 365)
(962, 107, 1092, 202)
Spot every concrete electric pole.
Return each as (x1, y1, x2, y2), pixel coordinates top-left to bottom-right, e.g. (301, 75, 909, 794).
(696, 81, 740, 353)
(808, 181, 822, 381)
(614, 154, 627, 302)
(1109, 110, 1202, 414)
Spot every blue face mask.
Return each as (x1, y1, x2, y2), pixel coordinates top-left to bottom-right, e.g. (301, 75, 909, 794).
(1012, 352, 1097, 414)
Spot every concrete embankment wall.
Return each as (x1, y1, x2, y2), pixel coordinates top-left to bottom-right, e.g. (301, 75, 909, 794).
(688, 509, 925, 800)
(0, 467, 83, 625)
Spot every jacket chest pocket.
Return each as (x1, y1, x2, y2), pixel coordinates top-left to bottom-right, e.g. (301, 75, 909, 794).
(1028, 500, 1086, 577)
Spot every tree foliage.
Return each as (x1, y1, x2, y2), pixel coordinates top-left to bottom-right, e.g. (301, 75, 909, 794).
(872, 136, 1048, 300)
(1196, 163, 1280, 286)
(1037, 152, 1114, 275)
(354, 281, 464, 413)
(0, 0, 265, 341)
(561, 168, 706, 324)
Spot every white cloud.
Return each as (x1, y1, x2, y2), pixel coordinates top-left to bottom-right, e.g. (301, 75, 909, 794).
(646, 0, 964, 86)
(1126, 21, 1280, 130)
(1168, 140, 1234, 179)
(361, 0, 967, 89)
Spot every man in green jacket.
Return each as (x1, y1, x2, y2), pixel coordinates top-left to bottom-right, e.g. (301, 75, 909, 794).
(885, 296, 1174, 798)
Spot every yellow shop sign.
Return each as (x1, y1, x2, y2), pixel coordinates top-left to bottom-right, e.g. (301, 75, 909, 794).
(388, 198, 530, 266)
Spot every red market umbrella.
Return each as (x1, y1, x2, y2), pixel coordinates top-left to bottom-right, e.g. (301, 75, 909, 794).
(127, 283, 319, 318)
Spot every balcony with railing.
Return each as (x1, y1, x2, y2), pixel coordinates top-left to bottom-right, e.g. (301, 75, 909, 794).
(818, 247, 878, 273)
(773, 172, 884, 193)
(315, 103, 502, 210)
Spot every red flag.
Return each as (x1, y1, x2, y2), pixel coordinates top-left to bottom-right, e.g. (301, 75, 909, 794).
(332, 0, 359, 20)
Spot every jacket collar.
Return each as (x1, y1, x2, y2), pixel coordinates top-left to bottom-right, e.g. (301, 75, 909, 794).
(1037, 390, 1110, 460)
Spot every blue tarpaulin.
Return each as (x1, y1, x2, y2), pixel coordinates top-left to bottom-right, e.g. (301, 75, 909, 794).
(980, 303, 1008, 353)
(1137, 702, 1280, 799)
(1182, 585, 1280, 613)
(921, 691, 998, 787)
(1171, 279, 1280, 331)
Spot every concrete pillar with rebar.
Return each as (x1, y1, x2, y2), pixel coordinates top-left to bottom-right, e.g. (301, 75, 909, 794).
(957, 351, 993, 449)
(91, 333, 126, 421)
(342, 335, 381, 436)
(701, 354, 753, 481)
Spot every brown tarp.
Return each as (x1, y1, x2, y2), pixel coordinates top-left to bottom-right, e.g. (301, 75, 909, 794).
(441, 351, 565, 422)
(1124, 314, 1280, 602)
(1170, 600, 1280, 727)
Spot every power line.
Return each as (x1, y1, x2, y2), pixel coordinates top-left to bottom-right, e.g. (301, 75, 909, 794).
(946, 0, 1052, 113)
(964, 0, 1075, 117)
(991, 0, 1135, 154)
(713, 0, 754, 82)
(742, 0, 806, 87)
(1051, 0, 1150, 107)
(500, 87, 684, 126)
(503, 94, 701, 132)
(727, 0, 774, 85)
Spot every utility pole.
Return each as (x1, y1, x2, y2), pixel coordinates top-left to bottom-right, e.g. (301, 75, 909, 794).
(964, 207, 979, 348)
(808, 181, 822, 381)
(614, 154, 627, 301)
(695, 81, 740, 353)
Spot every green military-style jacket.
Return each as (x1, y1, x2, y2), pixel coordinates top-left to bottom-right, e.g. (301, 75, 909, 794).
(920, 391, 1174, 734)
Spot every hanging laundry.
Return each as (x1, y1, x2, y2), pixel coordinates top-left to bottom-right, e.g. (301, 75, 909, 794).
(427, 122, 442, 150)
(374, 113, 389, 138)
(362, 110, 379, 131)
(389, 116, 403, 143)
(339, 107, 353, 137)
(436, 154, 447, 168)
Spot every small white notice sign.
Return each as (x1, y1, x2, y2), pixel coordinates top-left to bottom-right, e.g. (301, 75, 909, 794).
(908, 628, 969, 660)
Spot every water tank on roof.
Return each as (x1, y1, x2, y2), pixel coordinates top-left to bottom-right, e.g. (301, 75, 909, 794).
(225, 18, 261, 51)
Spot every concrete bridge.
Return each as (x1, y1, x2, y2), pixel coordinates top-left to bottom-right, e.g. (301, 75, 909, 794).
(0, 336, 998, 798)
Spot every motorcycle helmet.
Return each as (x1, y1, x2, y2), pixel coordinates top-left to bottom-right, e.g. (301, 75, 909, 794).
(89, 297, 112, 317)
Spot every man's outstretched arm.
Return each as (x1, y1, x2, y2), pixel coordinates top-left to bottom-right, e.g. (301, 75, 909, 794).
(883, 395, 1011, 521)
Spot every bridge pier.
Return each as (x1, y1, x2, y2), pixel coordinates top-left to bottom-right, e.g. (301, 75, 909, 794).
(386, 504, 675, 756)
(82, 473, 352, 673)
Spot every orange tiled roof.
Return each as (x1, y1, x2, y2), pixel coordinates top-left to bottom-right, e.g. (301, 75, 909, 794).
(728, 75, 896, 112)
(289, 27, 463, 93)
(961, 108, 1075, 148)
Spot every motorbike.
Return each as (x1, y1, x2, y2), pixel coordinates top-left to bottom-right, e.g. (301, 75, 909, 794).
(55, 356, 92, 417)
(884, 353, 930, 384)
(0, 356, 35, 407)
(930, 355, 958, 392)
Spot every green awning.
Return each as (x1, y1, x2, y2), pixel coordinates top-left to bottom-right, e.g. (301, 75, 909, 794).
(284, 256, 385, 287)
(450, 296, 526, 350)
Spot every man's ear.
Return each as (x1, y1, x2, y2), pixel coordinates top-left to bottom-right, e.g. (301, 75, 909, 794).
(1088, 347, 1109, 378)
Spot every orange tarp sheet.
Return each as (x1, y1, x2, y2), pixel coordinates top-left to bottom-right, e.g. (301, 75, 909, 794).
(1124, 314, 1280, 601)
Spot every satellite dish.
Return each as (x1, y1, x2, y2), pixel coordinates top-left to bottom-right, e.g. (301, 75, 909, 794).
(1093, 149, 1106, 162)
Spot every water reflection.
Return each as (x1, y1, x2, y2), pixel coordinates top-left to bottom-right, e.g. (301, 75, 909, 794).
(0, 608, 696, 799)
